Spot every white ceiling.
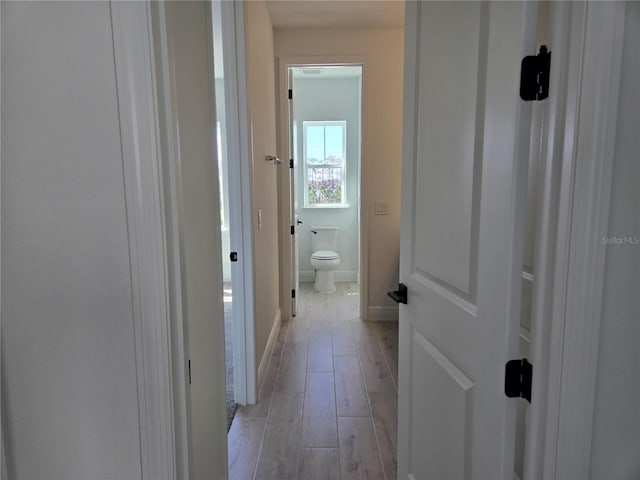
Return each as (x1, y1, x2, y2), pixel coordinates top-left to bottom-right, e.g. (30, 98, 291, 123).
(266, 0, 405, 30)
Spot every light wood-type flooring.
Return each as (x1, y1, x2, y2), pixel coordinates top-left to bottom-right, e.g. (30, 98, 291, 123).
(228, 282, 399, 480)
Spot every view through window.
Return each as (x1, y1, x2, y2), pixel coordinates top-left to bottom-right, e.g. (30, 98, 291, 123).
(303, 120, 347, 207)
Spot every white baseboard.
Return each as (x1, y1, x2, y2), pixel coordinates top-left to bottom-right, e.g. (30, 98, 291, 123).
(299, 270, 358, 283)
(257, 309, 281, 393)
(366, 306, 399, 322)
(299, 271, 315, 282)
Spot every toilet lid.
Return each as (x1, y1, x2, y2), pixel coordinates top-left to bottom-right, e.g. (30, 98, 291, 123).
(312, 250, 339, 260)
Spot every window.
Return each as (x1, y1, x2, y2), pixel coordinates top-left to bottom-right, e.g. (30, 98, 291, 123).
(303, 121, 347, 207)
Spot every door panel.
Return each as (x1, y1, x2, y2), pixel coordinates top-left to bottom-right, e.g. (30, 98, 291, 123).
(414, 2, 485, 296)
(398, 2, 537, 479)
(409, 330, 474, 480)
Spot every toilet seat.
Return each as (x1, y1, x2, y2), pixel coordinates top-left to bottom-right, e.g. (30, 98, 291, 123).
(311, 250, 339, 260)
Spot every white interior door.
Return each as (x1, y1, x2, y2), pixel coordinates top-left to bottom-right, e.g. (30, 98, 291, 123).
(288, 69, 300, 315)
(397, 2, 537, 479)
(212, 0, 257, 404)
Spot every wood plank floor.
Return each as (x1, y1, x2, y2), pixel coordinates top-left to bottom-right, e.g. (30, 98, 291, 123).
(228, 282, 399, 480)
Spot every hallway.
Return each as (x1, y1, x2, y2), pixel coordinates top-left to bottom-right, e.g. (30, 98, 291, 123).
(228, 282, 399, 480)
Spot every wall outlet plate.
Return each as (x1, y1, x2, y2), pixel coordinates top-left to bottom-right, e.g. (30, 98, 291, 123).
(375, 201, 390, 215)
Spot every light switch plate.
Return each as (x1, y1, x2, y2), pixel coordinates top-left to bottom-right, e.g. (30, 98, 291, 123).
(375, 201, 390, 215)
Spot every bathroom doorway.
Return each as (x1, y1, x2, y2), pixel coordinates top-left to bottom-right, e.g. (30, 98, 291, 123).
(288, 65, 363, 314)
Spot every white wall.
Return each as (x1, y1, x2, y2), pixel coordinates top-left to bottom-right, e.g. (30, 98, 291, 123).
(590, 4, 640, 477)
(1, 2, 142, 478)
(275, 27, 404, 321)
(294, 76, 361, 281)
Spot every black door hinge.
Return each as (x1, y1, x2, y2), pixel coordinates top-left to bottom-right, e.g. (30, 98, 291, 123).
(291, 289, 296, 299)
(289, 158, 294, 168)
(188, 359, 191, 385)
(387, 283, 408, 304)
(290, 225, 295, 235)
(288, 89, 293, 100)
(520, 45, 551, 101)
(230, 251, 238, 262)
(505, 358, 532, 403)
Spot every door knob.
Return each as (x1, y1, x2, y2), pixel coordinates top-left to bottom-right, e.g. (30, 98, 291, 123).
(387, 283, 408, 304)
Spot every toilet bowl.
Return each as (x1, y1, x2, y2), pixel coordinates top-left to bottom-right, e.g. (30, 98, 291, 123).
(310, 226, 340, 293)
(311, 251, 341, 293)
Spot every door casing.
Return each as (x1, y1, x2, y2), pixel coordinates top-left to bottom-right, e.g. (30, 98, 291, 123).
(277, 56, 367, 321)
(524, 2, 626, 478)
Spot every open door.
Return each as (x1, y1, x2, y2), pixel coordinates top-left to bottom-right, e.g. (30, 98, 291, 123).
(397, 2, 537, 478)
(288, 69, 300, 315)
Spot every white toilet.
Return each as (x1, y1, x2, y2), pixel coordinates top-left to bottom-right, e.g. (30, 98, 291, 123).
(310, 226, 341, 293)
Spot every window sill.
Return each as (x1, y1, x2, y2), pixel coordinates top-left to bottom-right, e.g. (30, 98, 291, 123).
(303, 204, 350, 209)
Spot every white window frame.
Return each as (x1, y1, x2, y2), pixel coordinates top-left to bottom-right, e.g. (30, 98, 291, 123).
(302, 120, 347, 208)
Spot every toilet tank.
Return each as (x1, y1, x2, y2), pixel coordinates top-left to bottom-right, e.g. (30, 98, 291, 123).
(311, 225, 338, 252)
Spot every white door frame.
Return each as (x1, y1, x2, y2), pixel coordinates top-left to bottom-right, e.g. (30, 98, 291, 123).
(277, 55, 367, 321)
(111, 2, 186, 479)
(0, 2, 5, 476)
(150, 1, 231, 477)
(109, 1, 257, 477)
(212, 0, 258, 405)
(524, 2, 625, 478)
(111, 0, 244, 477)
(1, 2, 191, 477)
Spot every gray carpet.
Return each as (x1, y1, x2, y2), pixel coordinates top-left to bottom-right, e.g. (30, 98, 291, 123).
(223, 286, 237, 430)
